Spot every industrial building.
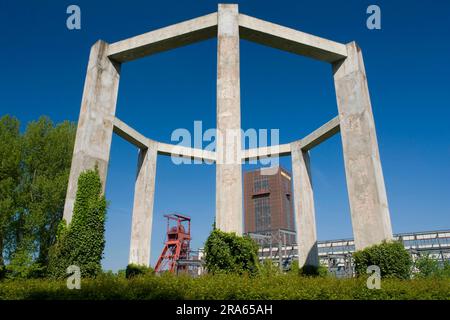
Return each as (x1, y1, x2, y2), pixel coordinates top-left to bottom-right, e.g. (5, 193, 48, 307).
(243, 167, 296, 245)
(250, 229, 450, 276)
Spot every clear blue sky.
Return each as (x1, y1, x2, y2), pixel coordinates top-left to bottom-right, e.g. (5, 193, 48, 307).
(1, 0, 449, 271)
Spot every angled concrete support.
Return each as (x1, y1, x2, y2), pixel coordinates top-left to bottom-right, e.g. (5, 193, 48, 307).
(238, 14, 347, 63)
(129, 141, 158, 266)
(333, 42, 392, 250)
(108, 13, 218, 62)
(63, 40, 121, 223)
(291, 141, 319, 267)
(299, 116, 340, 151)
(215, 4, 243, 234)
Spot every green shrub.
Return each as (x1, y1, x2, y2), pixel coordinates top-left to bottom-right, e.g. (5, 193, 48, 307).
(415, 255, 450, 279)
(125, 264, 154, 279)
(288, 260, 300, 274)
(204, 229, 259, 275)
(0, 265, 6, 280)
(5, 249, 44, 279)
(298, 264, 329, 277)
(353, 241, 412, 279)
(47, 168, 107, 279)
(259, 260, 281, 277)
(415, 254, 440, 278)
(442, 261, 450, 278)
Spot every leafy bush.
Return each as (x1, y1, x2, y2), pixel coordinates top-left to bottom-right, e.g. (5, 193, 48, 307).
(47, 168, 107, 278)
(415, 254, 440, 278)
(353, 241, 412, 279)
(125, 264, 154, 279)
(259, 260, 281, 277)
(299, 265, 329, 277)
(5, 249, 44, 279)
(415, 255, 450, 279)
(0, 265, 6, 280)
(204, 229, 259, 275)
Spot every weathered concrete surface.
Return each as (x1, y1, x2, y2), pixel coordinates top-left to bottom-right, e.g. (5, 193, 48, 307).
(242, 143, 291, 162)
(333, 42, 392, 250)
(108, 13, 218, 62)
(63, 40, 121, 223)
(216, 4, 243, 234)
(291, 142, 319, 267)
(129, 141, 158, 266)
(299, 116, 340, 151)
(113, 117, 149, 150)
(239, 14, 347, 63)
(157, 141, 216, 162)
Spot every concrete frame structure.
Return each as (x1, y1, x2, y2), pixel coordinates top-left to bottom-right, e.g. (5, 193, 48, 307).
(64, 4, 392, 267)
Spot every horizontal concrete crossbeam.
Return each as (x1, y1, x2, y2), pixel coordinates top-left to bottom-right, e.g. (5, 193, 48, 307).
(106, 10, 346, 64)
(238, 14, 348, 63)
(113, 117, 150, 149)
(298, 116, 340, 150)
(108, 13, 218, 62)
(241, 116, 340, 160)
(113, 117, 216, 162)
(242, 144, 291, 161)
(114, 116, 339, 162)
(157, 142, 216, 162)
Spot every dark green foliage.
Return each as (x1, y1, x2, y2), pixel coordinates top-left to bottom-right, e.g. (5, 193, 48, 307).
(0, 265, 6, 280)
(299, 265, 329, 277)
(47, 169, 107, 279)
(125, 264, 154, 279)
(0, 273, 449, 300)
(353, 241, 412, 279)
(204, 229, 259, 275)
(0, 116, 21, 271)
(0, 115, 75, 278)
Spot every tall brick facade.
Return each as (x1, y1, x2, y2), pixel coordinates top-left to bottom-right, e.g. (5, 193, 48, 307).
(243, 167, 295, 244)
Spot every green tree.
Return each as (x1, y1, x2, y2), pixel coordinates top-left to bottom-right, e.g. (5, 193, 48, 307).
(204, 229, 259, 275)
(353, 241, 412, 279)
(0, 116, 21, 274)
(2, 116, 75, 278)
(48, 168, 107, 278)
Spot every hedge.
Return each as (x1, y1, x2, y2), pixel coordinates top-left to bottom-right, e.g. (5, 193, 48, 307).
(0, 273, 448, 300)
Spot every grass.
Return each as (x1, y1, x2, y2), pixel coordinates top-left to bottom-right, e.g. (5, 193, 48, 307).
(0, 273, 449, 300)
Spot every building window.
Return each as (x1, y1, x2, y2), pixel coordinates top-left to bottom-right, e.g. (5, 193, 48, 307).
(284, 194, 291, 230)
(254, 195, 271, 232)
(253, 175, 269, 193)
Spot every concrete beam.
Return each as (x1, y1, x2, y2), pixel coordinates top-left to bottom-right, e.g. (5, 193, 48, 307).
(157, 142, 216, 162)
(216, 4, 243, 234)
(63, 40, 120, 224)
(239, 14, 347, 63)
(129, 141, 158, 266)
(113, 117, 150, 150)
(108, 13, 218, 62)
(298, 116, 340, 151)
(242, 143, 291, 161)
(291, 142, 319, 268)
(333, 42, 392, 250)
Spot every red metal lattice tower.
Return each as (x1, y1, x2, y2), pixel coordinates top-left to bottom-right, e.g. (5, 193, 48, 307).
(154, 213, 191, 273)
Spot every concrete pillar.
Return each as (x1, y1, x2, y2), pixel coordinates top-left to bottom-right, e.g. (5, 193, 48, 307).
(215, 4, 243, 234)
(333, 42, 392, 250)
(129, 141, 158, 266)
(291, 142, 319, 267)
(63, 40, 121, 223)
